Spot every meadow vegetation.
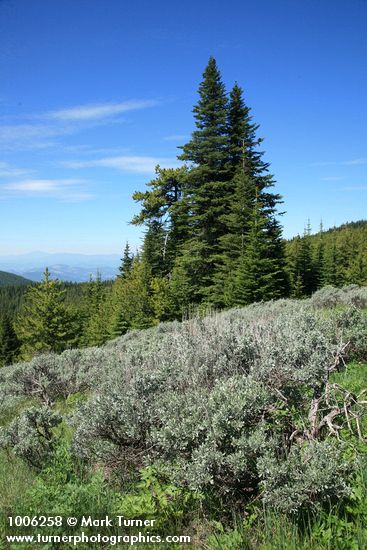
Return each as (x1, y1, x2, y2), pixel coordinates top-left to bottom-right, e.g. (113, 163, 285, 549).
(0, 285, 366, 548)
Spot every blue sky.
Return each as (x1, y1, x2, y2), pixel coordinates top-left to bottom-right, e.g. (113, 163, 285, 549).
(0, 0, 366, 255)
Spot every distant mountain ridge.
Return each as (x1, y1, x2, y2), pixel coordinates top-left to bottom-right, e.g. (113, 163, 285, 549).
(15, 265, 118, 283)
(1, 221, 365, 283)
(0, 252, 121, 283)
(0, 271, 31, 287)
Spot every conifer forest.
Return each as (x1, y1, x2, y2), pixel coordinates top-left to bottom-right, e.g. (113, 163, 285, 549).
(1, 58, 367, 549)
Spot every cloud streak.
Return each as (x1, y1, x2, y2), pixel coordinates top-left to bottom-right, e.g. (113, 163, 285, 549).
(0, 122, 74, 150)
(342, 185, 367, 191)
(47, 100, 158, 121)
(1, 178, 93, 201)
(321, 176, 345, 181)
(342, 158, 367, 166)
(64, 155, 180, 174)
(0, 162, 33, 178)
(0, 98, 159, 150)
(312, 158, 367, 167)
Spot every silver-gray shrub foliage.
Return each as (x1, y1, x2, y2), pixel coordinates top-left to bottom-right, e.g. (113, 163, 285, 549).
(258, 440, 351, 514)
(310, 284, 367, 309)
(150, 375, 274, 493)
(329, 306, 367, 360)
(0, 347, 116, 413)
(0, 406, 61, 470)
(1, 287, 366, 513)
(71, 294, 367, 510)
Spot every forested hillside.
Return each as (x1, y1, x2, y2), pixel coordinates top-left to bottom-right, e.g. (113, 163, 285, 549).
(286, 220, 367, 296)
(0, 271, 30, 287)
(0, 275, 113, 366)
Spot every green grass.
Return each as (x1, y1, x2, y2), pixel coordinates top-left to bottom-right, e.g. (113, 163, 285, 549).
(0, 451, 34, 514)
(332, 361, 367, 395)
(0, 450, 35, 545)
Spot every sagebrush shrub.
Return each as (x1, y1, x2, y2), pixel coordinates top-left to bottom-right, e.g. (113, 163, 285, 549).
(310, 285, 367, 309)
(71, 298, 366, 508)
(1, 288, 366, 514)
(0, 407, 61, 470)
(258, 440, 351, 514)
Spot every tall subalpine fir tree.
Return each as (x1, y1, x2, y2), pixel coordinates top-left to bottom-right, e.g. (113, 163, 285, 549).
(212, 82, 287, 305)
(229, 200, 283, 305)
(133, 57, 288, 311)
(177, 57, 232, 301)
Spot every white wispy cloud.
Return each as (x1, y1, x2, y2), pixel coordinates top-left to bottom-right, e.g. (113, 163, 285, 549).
(0, 123, 74, 150)
(64, 155, 180, 174)
(321, 176, 345, 181)
(0, 161, 33, 178)
(342, 185, 367, 191)
(0, 99, 159, 150)
(311, 158, 367, 167)
(342, 158, 367, 166)
(1, 178, 93, 201)
(60, 144, 130, 156)
(46, 100, 159, 121)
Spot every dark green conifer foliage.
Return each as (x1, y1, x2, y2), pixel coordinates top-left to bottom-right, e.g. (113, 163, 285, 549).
(266, 217, 290, 296)
(132, 166, 188, 277)
(142, 220, 167, 278)
(150, 277, 173, 323)
(15, 268, 78, 358)
(230, 201, 282, 305)
(87, 272, 104, 309)
(119, 243, 133, 278)
(83, 272, 110, 346)
(179, 56, 228, 169)
(287, 236, 303, 297)
(0, 314, 21, 366)
(288, 224, 316, 296)
(171, 243, 206, 306)
(322, 237, 344, 287)
(110, 309, 130, 338)
(212, 83, 287, 305)
(227, 83, 247, 168)
(313, 222, 325, 289)
(211, 170, 256, 306)
(177, 57, 231, 300)
(111, 257, 154, 331)
(285, 220, 366, 294)
(133, 59, 290, 310)
(299, 223, 316, 294)
(226, 83, 282, 205)
(222, 170, 257, 257)
(346, 250, 367, 285)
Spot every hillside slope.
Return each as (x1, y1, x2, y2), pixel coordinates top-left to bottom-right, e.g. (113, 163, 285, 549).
(0, 286, 367, 547)
(0, 271, 31, 287)
(285, 219, 367, 293)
